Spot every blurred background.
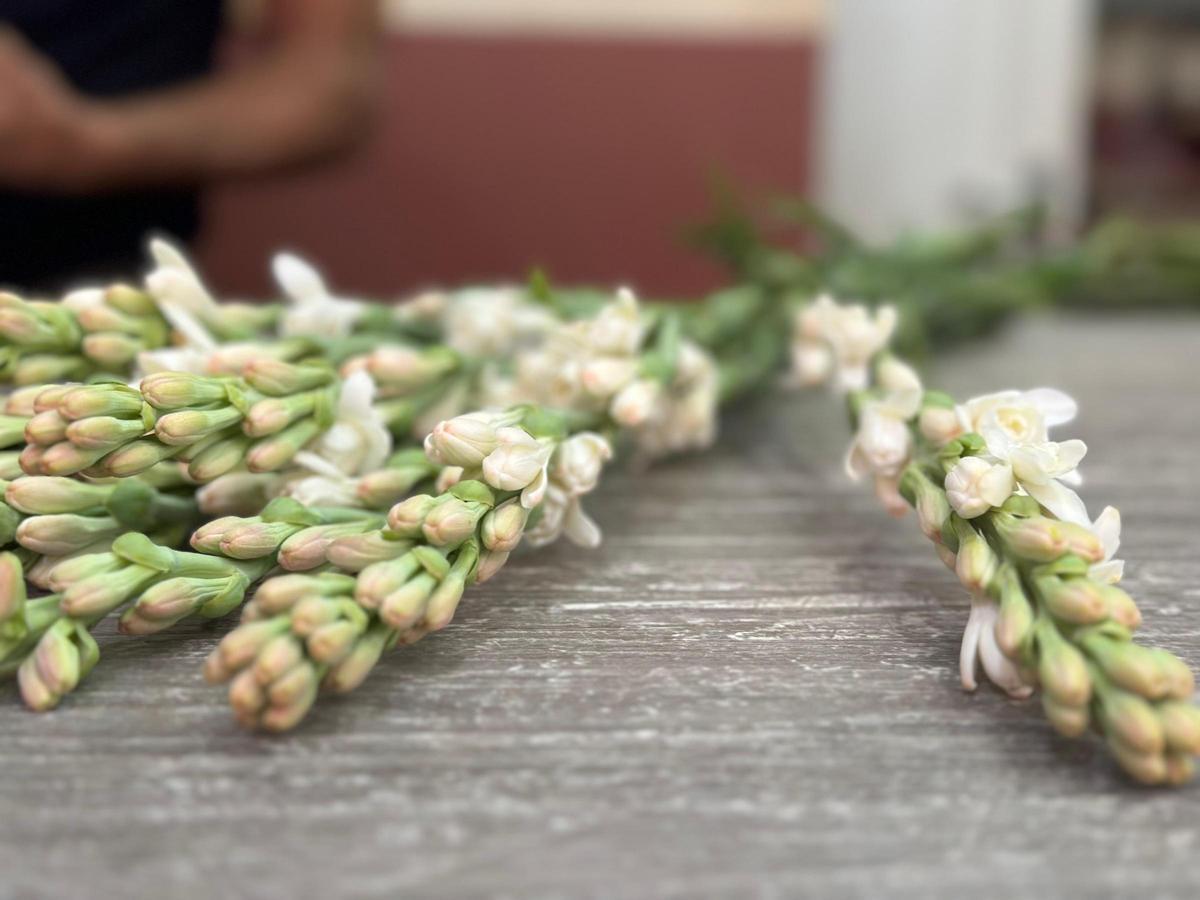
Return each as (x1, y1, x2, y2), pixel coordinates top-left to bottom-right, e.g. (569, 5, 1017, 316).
(1, 0, 1199, 297)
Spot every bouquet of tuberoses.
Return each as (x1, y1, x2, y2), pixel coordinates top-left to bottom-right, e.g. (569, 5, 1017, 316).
(0, 213, 1196, 785)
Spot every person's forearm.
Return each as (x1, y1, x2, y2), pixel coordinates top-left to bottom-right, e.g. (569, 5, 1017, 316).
(75, 40, 380, 192)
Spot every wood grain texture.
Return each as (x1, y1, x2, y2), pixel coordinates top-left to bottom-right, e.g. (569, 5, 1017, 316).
(1, 314, 1198, 899)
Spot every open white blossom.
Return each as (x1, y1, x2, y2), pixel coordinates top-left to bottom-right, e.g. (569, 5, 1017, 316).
(293, 370, 391, 478)
(845, 388, 921, 481)
(443, 287, 556, 358)
(790, 294, 898, 392)
(524, 432, 612, 548)
(944, 456, 1015, 519)
(273, 252, 365, 338)
(1089, 505, 1125, 584)
(956, 388, 1088, 525)
(960, 597, 1035, 698)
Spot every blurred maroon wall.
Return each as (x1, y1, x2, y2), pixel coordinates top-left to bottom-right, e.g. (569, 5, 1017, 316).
(198, 33, 816, 299)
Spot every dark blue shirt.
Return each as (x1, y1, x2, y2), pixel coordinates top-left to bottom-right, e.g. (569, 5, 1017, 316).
(0, 0, 223, 290)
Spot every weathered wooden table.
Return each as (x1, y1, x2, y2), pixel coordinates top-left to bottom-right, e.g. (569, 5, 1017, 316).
(2, 314, 1198, 898)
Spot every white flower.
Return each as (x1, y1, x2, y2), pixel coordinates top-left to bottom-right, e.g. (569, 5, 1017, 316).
(610, 379, 660, 428)
(524, 482, 603, 549)
(294, 370, 391, 478)
(844, 389, 921, 480)
(481, 427, 553, 507)
(552, 433, 612, 495)
(794, 294, 897, 392)
(144, 238, 223, 348)
(61, 288, 107, 314)
(1089, 505, 1124, 584)
(443, 287, 555, 358)
(956, 387, 1089, 525)
(918, 406, 963, 446)
(788, 339, 833, 387)
(944, 457, 1015, 519)
(960, 597, 1034, 698)
(273, 252, 365, 339)
(282, 473, 361, 508)
(585, 287, 645, 357)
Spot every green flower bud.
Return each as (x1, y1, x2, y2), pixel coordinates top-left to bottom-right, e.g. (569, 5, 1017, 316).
(994, 566, 1034, 658)
(245, 419, 321, 473)
(65, 415, 147, 451)
(326, 530, 412, 572)
(33, 620, 80, 696)
(140, 372, 229, 410)
(289, 597, 341, 637)
(1103, 585, 1142, 631)
(324, 625, 390, 694)
(474, 548, 509, 584)
(16, 513, 123, 556)
(14, 354, 90, 386)
(278, 520, 378, 572)
(37, 441, 110, 477)
(5, 384, 46, 417)
(953, 520, 997, 595)
(211, 616, 292, 679)
(0, 302, 57, 345)
(124, 576, 227, 628)
(307, 620, 362, 666)
(254, 572, 357, 615)
(60, 563, 158, 618)
(103, 283, 158, 317)
(18, 654, 59, 712)
(98, 438, 182, 477)
(1081, 634, 1170, 700)
(242, 359, 332, 396)
(387, 494, 438, 537)
(219, 520, 305, 559)
(24, 409, 68, 446)
(46, 551, 120, 592)
(155, 406, 243, 446)
(1036, 621, 1091, 708)
(1150, 649, 1195, 700)
(0, 551, 26, 624)
(379, 572, 437, 629)
(253, 634, 304, 686)
(1059, 522, 1106, 564)
(422, 497, 487, 548)
(0, 451, 22, 481)
(76, 300, 141, 335)
(243, 393, 316, 438)
(82, 333, 141, 370)
(57, 384, 144, 420)
(481, 499, 529, 553)
(6, 476, 111, 515)
(355, 553, 422, 610)
(1159, 702, 1200, 755)
(1042, 694, 1090, 738)
(261, 662, 319, 732)
(228, 667, 267, 716)
(1036, 575, 1109, 625)
(991, 512, 1069, 562)
(424, 544, 476, 631)
(1107, 736, 1166, 785)
(1164, 753, 1195, 786)
(189, 515, 244, 553)
(356, 466, 432, 509)
(1099, 688, 1165, 756)
(17, 444, 46, 476)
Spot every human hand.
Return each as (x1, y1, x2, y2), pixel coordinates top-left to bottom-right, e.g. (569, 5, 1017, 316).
(0, 27, 105, 191)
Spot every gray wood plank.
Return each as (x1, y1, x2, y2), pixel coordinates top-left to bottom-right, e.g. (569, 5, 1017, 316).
(1, 313, 1198, 899)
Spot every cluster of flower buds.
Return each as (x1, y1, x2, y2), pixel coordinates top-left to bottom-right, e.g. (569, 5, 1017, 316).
(200, 405, 613, 731)
(6, 531, 273, 709)
(796, 288, 1200, 784)
(0, 285, 171, 385)
(13, 360, 387, 483)
(6, 467, 197, 588)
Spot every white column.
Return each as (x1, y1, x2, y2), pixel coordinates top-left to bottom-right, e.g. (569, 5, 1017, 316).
(818, 0, 1096, 241)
